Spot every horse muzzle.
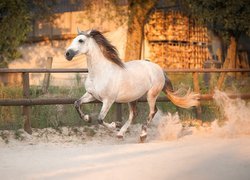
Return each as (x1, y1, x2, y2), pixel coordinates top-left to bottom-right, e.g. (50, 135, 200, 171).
(65, 49, 77, 61)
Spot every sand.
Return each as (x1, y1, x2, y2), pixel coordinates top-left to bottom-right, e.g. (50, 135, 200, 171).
(0, 133, 250, 180)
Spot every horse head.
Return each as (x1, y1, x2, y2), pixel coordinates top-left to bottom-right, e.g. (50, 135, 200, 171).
(65, 29, 91, 61)
(65, 29, 124, 68)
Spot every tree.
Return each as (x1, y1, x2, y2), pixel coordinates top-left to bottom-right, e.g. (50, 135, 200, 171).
(182, 0, 250, 37)
(80, 0, 158, 61)
(124, 0, 158, 61)
(0, 0, 56, 68)
(182, 0, 250, 71)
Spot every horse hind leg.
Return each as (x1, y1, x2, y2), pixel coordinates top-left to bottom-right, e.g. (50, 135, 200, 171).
(140, 88, 160, 142)
(117, 101, 137, 139)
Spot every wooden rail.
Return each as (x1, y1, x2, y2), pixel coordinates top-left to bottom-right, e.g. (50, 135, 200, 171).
(0, 68, 250, 73)
(0, 68, 250, 134)
(1, 94, 250, 106)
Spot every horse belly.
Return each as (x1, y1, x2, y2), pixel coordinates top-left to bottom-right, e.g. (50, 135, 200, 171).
(115, 60, 165, 103)
(115, 77, 150, 103)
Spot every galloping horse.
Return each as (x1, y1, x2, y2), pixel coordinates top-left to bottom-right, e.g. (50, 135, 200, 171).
(65, 29, 199, 141)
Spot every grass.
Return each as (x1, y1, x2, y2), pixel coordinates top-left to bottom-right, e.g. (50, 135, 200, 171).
(0, 73, 249, 130)
(0, 131, 9, 143)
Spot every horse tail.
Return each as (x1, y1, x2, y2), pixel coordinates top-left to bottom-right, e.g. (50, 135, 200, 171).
(163, 74, 200, 109)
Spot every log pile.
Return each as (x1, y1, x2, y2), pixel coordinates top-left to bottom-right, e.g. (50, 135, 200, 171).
(146, 10, 190, 42)
(145, 10, 210, 69)
(149, 42, 210, 69)
(189, 19, 209, 44)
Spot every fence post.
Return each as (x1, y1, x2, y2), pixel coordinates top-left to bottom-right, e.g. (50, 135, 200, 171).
(42, 57, 53, 94)
(22, 72, 32, 134)
(115, 103, 122, 122)
(193, 72, 202, 120)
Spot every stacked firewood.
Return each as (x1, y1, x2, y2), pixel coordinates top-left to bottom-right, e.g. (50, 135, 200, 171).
(145, 9, 210, 69)
(145, 11, 166, 40)
(189, 19, 209, 43)
(149, 42, 210, 69)
(145, 10, 190, 42)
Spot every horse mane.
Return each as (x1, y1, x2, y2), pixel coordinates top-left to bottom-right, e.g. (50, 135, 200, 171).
(88, 30, 125, 68)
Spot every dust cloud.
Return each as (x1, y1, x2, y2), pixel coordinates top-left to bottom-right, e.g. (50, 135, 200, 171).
(156, 89, 250, 140)
(211, 89, 250, 137)
(157, 112, 185, 140)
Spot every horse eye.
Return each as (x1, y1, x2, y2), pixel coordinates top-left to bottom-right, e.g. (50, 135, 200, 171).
(78, 39, 84, 43)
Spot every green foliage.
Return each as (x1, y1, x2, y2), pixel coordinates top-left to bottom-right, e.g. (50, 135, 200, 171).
(0, 0, 57, 67)
(79, 0, 128, 29)
(0, 131, 9, 143)
(182, 0, 250, 41)
(14, 129, 24, 140)
(0, 0, 31, 67)
(126, 0, 158, 27)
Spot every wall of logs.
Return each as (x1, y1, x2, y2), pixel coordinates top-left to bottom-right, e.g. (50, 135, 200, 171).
(144, 9, 211, 69)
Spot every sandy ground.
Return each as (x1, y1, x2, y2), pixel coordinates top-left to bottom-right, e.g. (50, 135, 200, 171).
(0, 132, 250, 180)
(1, 91, 250, 180)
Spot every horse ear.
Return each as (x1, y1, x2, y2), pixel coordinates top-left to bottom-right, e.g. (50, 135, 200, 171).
(86, 29, 92, 35)
(77, 27, 81, 34)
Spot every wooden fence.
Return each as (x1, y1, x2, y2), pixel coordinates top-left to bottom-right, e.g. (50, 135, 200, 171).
(0, 68, 250, 134)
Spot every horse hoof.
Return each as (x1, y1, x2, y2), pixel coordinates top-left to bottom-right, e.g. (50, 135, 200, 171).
(140, 134, 147, 143)
(83, 115, 91, 123)
(109, 122, 117, 130)
(140, 124, 147, 142)
(115, 121, 122, 129)
(116, 134, 124, 139)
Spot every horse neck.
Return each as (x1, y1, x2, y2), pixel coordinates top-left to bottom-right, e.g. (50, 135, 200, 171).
(86, 42, 116, 77)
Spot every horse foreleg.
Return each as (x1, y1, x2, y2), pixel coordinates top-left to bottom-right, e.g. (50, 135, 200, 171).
(75, 92, 96, 122)
(117, 101, 137, 139)
(98, 99, 117, 131)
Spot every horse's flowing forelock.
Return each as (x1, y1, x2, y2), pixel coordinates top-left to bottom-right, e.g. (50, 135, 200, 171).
(89, 30, 125, 68)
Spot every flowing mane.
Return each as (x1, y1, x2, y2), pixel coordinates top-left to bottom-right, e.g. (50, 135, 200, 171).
(87, 30, 125, 68)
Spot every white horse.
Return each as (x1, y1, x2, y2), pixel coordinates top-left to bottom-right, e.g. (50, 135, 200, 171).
(65, 29, 199, 141)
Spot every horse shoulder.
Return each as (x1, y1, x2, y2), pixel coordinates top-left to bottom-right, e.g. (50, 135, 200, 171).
(85, 67, 121, 101)
(84, 76, 95, 95)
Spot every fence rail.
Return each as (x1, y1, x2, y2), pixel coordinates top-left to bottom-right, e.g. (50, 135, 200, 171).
(1, 94, 250, 106)
(1, 68, 250, 134)
(0, 68, 250, 73)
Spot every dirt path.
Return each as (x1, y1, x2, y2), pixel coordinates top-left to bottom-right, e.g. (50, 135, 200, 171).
(1, 135, 250, 180)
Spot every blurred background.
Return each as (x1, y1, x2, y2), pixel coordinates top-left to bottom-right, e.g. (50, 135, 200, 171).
(0, 0, 249, 131)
